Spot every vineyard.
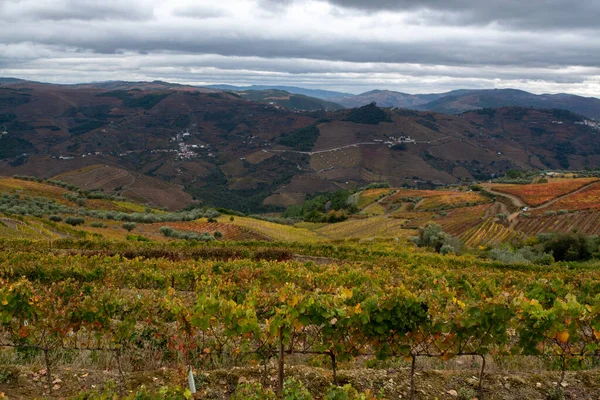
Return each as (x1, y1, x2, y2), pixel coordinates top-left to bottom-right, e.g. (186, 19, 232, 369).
(489, 178, 599, 206)
(1, 240, 600, 399)
(459, 219, 522, 248)
(1, 176, 600, 398)
(541, 182, 600, 212)
(515, 210, 600, 236)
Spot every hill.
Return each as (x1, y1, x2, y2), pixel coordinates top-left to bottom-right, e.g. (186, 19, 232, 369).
(236, 89, 344, 111)
(331, 89, 445, 108)
(329, 88, 600, 120)
(418, 88, 600, 119)
(1, 80, 600, 212)
(204, 84, 351, 99)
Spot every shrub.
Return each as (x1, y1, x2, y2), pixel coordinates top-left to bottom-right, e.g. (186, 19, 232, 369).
(415, 222, 461, 254)
(214, 231, 223, 239)
(65, 216, 85, 226)
(547, 387, 565, 400)
(159, 226, 215, 242)
(48, 215, 62, 222)
(90, 222, 105, 228)
(539, 232, 596, 262)
(457, 387, 476, 400)
(283, 378, 311, 400)
(231, 382, 276, 400)
(122, 222, 137, 232)
(324, 384, 367, 400)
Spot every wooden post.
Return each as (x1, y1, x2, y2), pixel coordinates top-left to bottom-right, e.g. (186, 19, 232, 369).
(278, 329, 284, 398)
(409, 354, 416, 400)
(329, 352, 337, 386)
(43, 348, 52, 391)
(478, 354, 486, 399)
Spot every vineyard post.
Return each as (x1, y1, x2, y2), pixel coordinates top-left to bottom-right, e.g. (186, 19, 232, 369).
(557, 354, 566, 391)
(262, 354, 270, 386)
(43, 347, 51, 392)
(478, 354, 486, 398)
(115, 348, 125, 395)
(278, 328, 284, 398)
(409, 354, 416, 400)
(328, 351, 337, 385)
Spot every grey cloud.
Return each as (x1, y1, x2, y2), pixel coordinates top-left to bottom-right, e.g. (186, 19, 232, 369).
(0, 0, 598, 97)
(0, 0, 154, 21)
(3, 21, 599, 69)
(172, 5, 228, 19)
(321, 0, 600, 29)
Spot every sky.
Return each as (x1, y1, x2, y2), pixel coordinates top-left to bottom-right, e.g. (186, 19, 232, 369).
(0, 0, 599, 96)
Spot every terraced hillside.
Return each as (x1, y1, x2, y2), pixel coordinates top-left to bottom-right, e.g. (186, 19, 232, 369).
(55, 165, 193, 210)
(2, 80, 600, 212)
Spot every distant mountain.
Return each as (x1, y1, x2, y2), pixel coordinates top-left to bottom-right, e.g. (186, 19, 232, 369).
(331, 89, 447, 109)
(417, 89, 600, 119)
(330, 88, 600, 120)
(204, 85, 351, 100)
(0, 78, 30, 84)
(237, 89, 344, 111)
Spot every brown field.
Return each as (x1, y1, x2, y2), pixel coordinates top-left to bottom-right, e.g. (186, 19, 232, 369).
(55, 165, 193, 210)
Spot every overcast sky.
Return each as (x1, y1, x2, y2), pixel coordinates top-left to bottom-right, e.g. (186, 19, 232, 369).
(1, 0, 599, 95)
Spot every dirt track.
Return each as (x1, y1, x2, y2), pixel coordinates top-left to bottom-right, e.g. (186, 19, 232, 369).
(482, 180, 600, 227)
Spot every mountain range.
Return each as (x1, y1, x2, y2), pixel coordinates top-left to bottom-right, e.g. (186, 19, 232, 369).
(1, 78, 599, 212)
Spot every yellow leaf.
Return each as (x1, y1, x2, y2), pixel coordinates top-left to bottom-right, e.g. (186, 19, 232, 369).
(1, 299, 7, 306)
(288, 294, 300, 307)
(340, 287, 353, 299)
(354, 303, 362, 314)
(203, 348, 211, 354)
(593, 328, 600, 340)
(556, 331, 569, 343)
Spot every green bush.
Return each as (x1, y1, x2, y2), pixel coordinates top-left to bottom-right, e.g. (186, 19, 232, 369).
(539, 232, 596, 262)
(90, 222, 106, 228)
(65, 216, 85, 226)
(48, 215, 62, 222)
(231, 382, 276, 400)
(159, 226, 215, 242)
(122, 222, 137, 232)
(414, 222, 461, 254)
(283, 377, 312, 400)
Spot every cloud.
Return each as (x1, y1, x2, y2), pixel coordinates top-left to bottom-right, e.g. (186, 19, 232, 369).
(321, 0, 600, 30)
(171, 5, 228, 19)
(0, 0, 155, 21)
(0, 0, 598, 97)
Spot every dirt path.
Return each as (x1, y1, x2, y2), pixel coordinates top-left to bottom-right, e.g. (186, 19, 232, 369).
(482, 181, 600, 228)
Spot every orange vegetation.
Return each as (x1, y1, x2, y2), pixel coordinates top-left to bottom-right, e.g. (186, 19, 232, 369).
(544, 182, 600, 212)
(491, 178, 598, 206)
